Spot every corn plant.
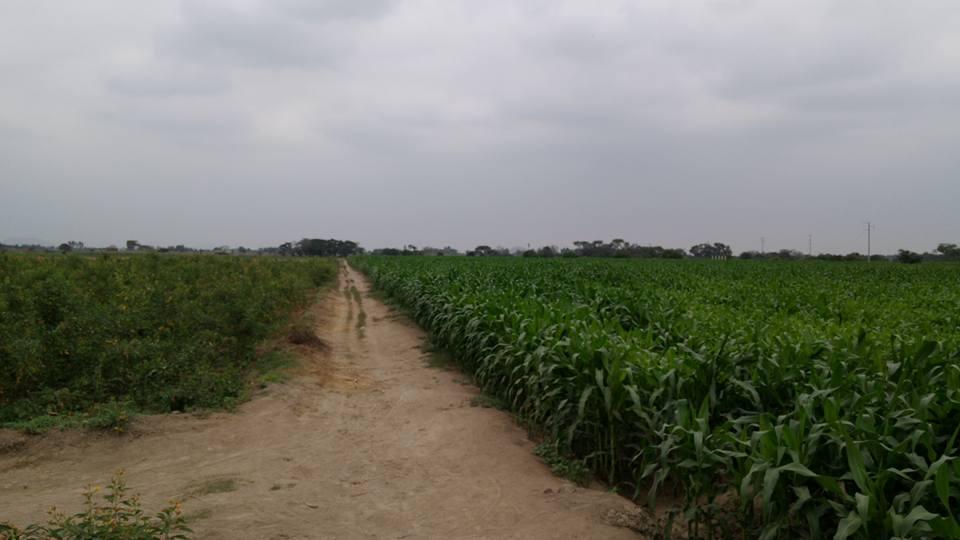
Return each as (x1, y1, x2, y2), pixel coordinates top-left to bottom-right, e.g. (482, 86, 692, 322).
(352, 256, 960, 539)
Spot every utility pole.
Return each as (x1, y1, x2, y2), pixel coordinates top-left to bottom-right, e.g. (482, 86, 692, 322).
(808, 235, 813, 257)
(761, 237, 765, 255)
(865, 222, 876, 262)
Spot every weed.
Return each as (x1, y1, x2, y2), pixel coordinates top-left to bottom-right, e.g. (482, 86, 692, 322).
(356, 309, 367, 339)
(420, 342, 454, 370)
(0, 471, 191, 539)
(252, 350, 297, 386)
(83, 400, 133, 433)
(187, 478, 238, 497)
(182, 509, 213, 523)
(469, 394, 508, 411)
(534, 441, 591, 486)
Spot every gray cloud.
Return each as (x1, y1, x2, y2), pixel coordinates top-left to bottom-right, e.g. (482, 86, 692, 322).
(157, 0, 391, 69)
(106, 64, 230, 98)
(1, 0, 958, 253)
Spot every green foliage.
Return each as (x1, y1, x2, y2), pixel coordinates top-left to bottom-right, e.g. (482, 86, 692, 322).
(0, 253, 336, 428)
(469, 393, 509, 411)
(534, 440, 591, 486)
(0, 471, 191, 539)
(83, 399, 133, 432)
(352, 256, 960, 539)
(898, 249, 924, 264)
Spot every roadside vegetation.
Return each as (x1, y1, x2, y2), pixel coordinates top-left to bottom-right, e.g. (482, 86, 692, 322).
(353, 256, 960, 539)
(0, 471, 191, 540)
(0, 253, 336, 431)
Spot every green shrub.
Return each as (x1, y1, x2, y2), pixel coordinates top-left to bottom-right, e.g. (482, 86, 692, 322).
(0, 254, 336, 428)
(0, 471, 191, 539)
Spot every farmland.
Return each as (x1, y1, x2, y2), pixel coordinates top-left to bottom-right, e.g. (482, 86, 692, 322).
(352, 256, 960, 538)
(0, 253, 336, 430)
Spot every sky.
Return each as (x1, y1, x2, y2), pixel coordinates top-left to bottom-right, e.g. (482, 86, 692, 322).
(1, 0, 958, 254)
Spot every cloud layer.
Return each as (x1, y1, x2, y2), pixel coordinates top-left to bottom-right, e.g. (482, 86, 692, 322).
(1, 0, 958, 252)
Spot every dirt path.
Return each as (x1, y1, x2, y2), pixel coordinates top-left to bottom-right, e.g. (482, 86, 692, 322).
(0, 263, 642, 539)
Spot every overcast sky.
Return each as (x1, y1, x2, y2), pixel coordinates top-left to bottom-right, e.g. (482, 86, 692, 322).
(1, 1, 958, 253)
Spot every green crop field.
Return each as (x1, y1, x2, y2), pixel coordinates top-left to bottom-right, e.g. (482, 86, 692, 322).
(0, 253, 336, 431)
(352, 256, 960, 539)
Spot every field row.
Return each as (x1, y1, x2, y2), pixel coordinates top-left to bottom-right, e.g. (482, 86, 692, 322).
(352, 257, 960, 539)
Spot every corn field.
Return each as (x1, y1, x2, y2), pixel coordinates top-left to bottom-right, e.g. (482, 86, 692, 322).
(352, 256, 960, 539)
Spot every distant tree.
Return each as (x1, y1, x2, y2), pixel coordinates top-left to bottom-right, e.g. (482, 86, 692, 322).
(522, 249, 537, 258)
(537, 246, 558, 258)
(936, 243, 960, 260)
(773, 249, 804, 260)
(58, 243, 72, 253)
(560, 248, 579, 258)
(897, 250, 923, 264)
(690, 243, 711, 258)
(690, 243, 732, 259)
(126, 240, 139, 251)
(296, 238, 362, 257)
(473, 245, 496, 257)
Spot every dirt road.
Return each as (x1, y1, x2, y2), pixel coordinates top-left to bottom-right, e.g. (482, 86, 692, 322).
(0, 263, 641, 539)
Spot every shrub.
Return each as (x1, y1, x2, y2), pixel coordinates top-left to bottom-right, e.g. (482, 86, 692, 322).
(0, 254, 336, 428)
(0, 471, 191, 540)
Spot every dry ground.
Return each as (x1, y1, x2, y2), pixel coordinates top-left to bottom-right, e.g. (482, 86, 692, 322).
(0, 263, 649, 539)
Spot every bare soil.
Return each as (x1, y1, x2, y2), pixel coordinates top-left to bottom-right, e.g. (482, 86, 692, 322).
(0, 263, 647, 539)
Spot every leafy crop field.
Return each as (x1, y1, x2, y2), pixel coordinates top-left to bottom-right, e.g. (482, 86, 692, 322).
(353, 256, 960, 539)
(0, 253, 336, 431)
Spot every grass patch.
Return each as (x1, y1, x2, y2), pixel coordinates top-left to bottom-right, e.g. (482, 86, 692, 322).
(356, 309, 366, 338)
(469, 394, 509, 411)
(1, 414, 84, 435)
(1, 400, 134, 435)
(183, 508, 213, 522)
(253, 350, 298, 388)
(420, 342, 454, 370)
(188, 478, 239, 497)
(534, 440, 591, 486)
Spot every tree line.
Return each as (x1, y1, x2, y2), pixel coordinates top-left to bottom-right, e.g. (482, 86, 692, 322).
(7, 238, 960, 263)
(269, 238, 364, 257)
